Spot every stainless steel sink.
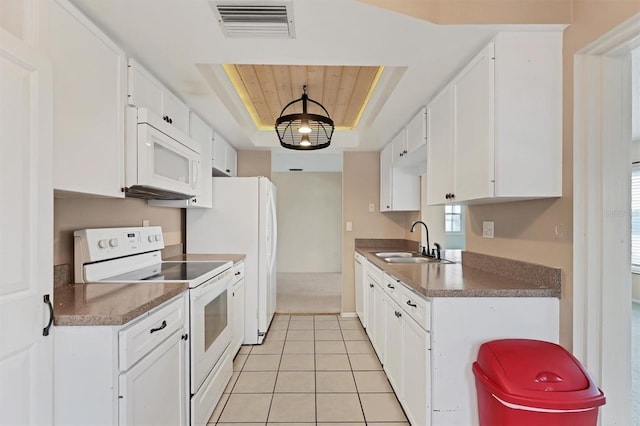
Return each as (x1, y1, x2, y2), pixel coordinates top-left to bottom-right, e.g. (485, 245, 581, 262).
(374, 252, 413, 258)
(383, 257, 455, 264)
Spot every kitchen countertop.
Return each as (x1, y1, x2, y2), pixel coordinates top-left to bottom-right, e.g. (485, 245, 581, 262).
(54, 253, 246, 326)
(357, 247, 561, 298)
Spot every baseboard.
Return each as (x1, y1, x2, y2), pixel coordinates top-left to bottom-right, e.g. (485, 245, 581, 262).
(340, 312, 358, 318)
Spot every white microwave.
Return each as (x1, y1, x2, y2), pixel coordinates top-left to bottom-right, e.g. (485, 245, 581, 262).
(125, 107, 201, 199)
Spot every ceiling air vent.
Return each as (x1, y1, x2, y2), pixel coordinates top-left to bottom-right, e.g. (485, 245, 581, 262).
(211, 2, 295, 38)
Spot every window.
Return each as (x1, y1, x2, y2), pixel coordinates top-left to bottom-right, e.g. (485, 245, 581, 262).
(632, 163, 640, 270)
(445, 204, 462, 233)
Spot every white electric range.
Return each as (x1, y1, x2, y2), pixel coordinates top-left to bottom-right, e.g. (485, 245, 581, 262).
(74, 226, 234, 426)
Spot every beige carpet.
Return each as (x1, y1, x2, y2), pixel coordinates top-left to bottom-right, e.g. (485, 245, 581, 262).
(276, 272, 342, 314)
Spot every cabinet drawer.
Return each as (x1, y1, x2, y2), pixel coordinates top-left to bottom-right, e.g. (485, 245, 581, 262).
(232, 262, 245, 285)
(383, 274, 404, 306)
(119, 295, 187, 371)
(400, 286, 430, 331)
(367, 264, 383, 286)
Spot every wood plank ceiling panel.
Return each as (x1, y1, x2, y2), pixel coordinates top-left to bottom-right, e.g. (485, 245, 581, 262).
(225, 64, 382, 129)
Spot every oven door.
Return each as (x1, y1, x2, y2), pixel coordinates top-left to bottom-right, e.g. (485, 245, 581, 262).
(189, 270, 232, 394)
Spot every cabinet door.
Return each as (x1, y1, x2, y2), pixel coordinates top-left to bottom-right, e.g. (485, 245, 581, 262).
(384, 297, 403, 396)
(406, 107, 427, 155)
(50, 0, 126, 198)
(453, 42, 495, 202)
(119, 330, 188, 426)
(189, 112, 213, 207)
(402, 315, 430, 426)
(372, 284, 386, 363)
(390, 129, 407, 166)
(379, 144, 392, 212)
(163, 89, 190, 135)
(426, 84, 455, 205)
(232, 280, 245, 354)
(365, 277, 376, 340)
(212, 133, 227, 174)
(225, 144, 237, 177)
(128, 58, 163, 116)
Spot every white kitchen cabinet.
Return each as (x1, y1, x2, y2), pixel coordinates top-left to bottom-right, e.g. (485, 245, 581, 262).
(426, 84, 455, 205)
(390, 128, 408, 166)
(231, 262, 246, 354)
(428, 32, 562, 205)
(354, 252, 366, 327)
(364, 267, 377, 340)
(212, 133, 237, 177)
(405, 107, 428, 157)
(128, 58, 190, 134)
(383, 287, 403, 395)
(47, 0, 127, 198)
(380, 143, 420, 212)
(54, 294, 189, 426)
(402, 311, 430, 426)
(372, 282, 386, 363)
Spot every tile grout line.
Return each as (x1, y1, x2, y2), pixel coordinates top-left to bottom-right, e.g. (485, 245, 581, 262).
(263, 315, 289, 424)
(341, 316, 368, 425)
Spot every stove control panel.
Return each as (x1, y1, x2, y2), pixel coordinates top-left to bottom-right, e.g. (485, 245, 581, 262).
(74, 226, 165, 264)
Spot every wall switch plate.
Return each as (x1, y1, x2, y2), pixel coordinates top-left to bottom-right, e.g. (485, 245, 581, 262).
(346, 221, 353, 232)
(482, 221, 494, 238)
(368, 203, 375, 213)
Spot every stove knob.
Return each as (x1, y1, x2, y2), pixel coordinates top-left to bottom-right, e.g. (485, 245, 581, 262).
(109, 238, 118, 248)
(154, 235, 161, 242)
(147, 235, 154, 243)
(98, 239, 108, 249)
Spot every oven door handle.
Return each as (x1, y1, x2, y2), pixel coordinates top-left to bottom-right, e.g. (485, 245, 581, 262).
(190, 273, 231, 302)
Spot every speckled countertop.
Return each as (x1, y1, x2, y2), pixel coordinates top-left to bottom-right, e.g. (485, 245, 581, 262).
(357, 244, 561, 299)
(54, 253, 246, 326)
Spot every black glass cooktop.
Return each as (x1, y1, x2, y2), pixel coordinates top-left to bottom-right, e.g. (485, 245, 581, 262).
(103, 261, 230, 282)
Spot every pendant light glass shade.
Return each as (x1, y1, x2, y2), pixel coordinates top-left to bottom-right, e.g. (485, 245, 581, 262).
(275, 85, 334, 150)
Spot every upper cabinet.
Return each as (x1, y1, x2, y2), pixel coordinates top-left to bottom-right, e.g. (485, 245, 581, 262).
(128, 59, 190, 135)
(426, 32, 562, 205)
(47, 0, 127, 198)
(390, 129, 408, 167)
(404, 107, 428, 164)
(380, 143, 420, 212)
(212, 134, 237, 177)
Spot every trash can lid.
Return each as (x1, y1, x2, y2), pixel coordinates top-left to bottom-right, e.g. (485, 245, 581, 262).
(473, 339, 605, 410)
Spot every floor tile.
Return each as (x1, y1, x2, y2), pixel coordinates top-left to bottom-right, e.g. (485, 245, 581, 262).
(348, 353, 383, 370)
(274, 371, 315, 393)
(217, 423, 264, 426)
(233, 371, 277, 393)
(359, 393, 408, 422)
(315, 329, 343, 341)
(265, 329, 287, 342)
(283, 340, 315, 354)
(316, 371, 357, 393)
(315, 340, 346, 354)
(285, 330, 314, 341)
(242, 354, 281, 371)
(238, 345, 252, 355)
(339, 320, 364, 330)
(273, 314, 290, 321)
(345, 340, 375, 354)
(223, 371, 239, 393)
(314, 314, 338, 321)
(288, 321, 314, 330)
(289, 315, 314, 322)
(271, 321, 289, 330)
(268, 393, 316, 423)
(353, 370, 393, 393)
(206, 392, 228, 424)
(233, 354, 248, 371)
(317, 424, 365, 426)
(315, 353, 351, 371)
(366, 423, 410, 426)
(316, 393, 364, 422)
(250, 340, 284, 355)
(279, 354, 315, 371)
(342, 329, 369, 341)
(218, 393, 272, 423)
(269, 424, 314, 426)
(314, 320, 340, 330)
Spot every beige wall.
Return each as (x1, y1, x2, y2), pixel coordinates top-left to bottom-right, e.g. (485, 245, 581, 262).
(54, 197, 182, 266)
(342, 152, 420, 313)
(237, 150, 271, 179)
(272, 172, 343, 273)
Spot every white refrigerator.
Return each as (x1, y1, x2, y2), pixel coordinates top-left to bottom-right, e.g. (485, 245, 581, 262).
(187, 176, 277, 344)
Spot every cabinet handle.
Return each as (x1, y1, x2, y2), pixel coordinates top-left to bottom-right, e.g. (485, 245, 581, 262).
(235, 271, 241, 276)
(226, 169, 230, 173)
(387, 283, 395, 289)
(150, 320, 167, 334)
(43, 294, 54, 337)
(369, 283, 374, 288)
(395, 311, 402, 318)
(192, 198, 197, 203)
(181, 333, 189, 341)
(386, 205, 390, 209)
(403, 150, 407, 154)
(406, 300, 417, 308)
(169, 117, 173, 124)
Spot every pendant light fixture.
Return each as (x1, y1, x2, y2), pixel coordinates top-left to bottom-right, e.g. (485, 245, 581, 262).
(275, 85, 334, 150)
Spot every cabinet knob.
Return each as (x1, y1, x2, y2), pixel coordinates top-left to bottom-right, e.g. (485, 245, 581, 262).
(386, 205, 390, 209)
(387, 283, 395, 289)
(181, 333, 189, 341)
(226, 169, 230, 173)
(369, 283, 374, 288)
(169, 117, 173, 124)
(403, 150, 407, 154)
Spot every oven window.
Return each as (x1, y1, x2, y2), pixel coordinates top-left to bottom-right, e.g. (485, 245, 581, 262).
(204, 289, 227, 351)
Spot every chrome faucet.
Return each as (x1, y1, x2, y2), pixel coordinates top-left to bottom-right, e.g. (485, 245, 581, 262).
(410, 220, 431, 257)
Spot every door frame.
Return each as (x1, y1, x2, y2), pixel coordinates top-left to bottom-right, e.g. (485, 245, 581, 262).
(573, 13, 640, 426)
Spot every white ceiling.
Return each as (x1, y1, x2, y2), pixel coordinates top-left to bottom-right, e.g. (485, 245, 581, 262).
(70, 0, 549, 152)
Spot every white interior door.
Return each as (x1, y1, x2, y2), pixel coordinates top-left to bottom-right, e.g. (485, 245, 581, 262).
(0, 29, 54, 425)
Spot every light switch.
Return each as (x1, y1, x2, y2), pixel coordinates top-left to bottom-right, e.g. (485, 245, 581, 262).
(346, 221, 353, 232)
(368, 203, 375, 213)
(482, 221, 494, 238)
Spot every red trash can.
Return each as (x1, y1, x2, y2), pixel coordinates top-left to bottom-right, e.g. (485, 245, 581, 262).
(472, 339, 605, 426)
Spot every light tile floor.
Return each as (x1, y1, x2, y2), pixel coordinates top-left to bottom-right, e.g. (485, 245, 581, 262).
(209, 314, 410, 425)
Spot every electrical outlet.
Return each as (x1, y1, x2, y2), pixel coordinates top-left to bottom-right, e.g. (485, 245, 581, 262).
(482, 221, 494, 238)
(368, 203, 375, 213)
(346, 221, 353, 232)
(142, 219, 150, 227)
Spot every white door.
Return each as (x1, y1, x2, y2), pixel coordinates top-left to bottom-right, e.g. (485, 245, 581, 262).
(0, 29, 54, 425)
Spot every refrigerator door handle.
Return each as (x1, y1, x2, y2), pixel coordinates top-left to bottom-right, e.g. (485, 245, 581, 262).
(268, 187, 277, 272)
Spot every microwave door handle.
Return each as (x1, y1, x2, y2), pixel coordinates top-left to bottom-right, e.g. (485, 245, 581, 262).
(192, 159, 199, 189)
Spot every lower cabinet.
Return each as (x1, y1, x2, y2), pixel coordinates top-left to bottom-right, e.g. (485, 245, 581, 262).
(231, 262, 246, 354)
(54, 294, 189, 426)
(402, 312, 429, 426)
(372, 282, 386, 364)
(383, 293, 403, 396)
